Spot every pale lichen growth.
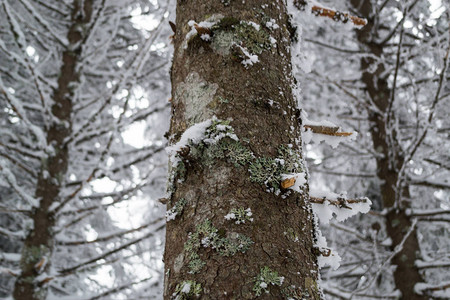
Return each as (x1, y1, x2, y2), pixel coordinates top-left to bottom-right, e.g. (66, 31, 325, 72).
(249, 145, 305, 193)
(184, 219, 253, 273)
(224, 207, 254, 224)
(166, 159, 186, 198)
(22, 245, 50, 268)
(253, 266, 285, 296)
(172, 280, 202, 300)
(174, 72, 218, 125)
(208, 17, 272, 67)
(304, 277, 321, 299)
(166, 198, 187, 221)
(182, 119, 305, 194)
(284, 227, 300, 242)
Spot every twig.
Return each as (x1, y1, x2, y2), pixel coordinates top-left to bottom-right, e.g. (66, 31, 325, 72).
(294, 1, 367, 26)
(309, 196, 369, 209)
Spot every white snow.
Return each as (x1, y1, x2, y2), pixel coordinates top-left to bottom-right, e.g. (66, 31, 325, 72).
(200, 34, 211, 41)
(0, 252, 21, 262)
(184, 15, 223, 49)
(0, 160, 39, 207)
(265, 19, 280, 30)
(166, 119, 212, 157)
(303, 129, 357, 148)
(165, 209, 178, 221)
(310, 189, 371, 224)
(415, 281, 450, 297)
(242, 21, 261, 31)
(301, 114, 357, 149)
(315, 229, 341, 270)
(181, 282, 191, 293)
(224, 213, 235, 220)
(238, 45, 259, 67)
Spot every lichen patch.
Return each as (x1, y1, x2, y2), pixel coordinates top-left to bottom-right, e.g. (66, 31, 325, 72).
(174, 72, 218, 125)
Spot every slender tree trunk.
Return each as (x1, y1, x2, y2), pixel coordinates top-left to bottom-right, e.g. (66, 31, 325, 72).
(351, 1, 424, 298)
(13, 1, 93, 299)
(164, 0, 321, 299)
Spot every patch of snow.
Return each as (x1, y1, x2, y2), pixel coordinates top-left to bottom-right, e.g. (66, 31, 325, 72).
(166, 119, 212, 156)
(310, 189, 371, 224)
(266, 19, 280, 30)
(242, 21, 261, 31)
(184, 15, 223, 49)
(238, 45, 259, 67)
(200, 34, 211, 41)
(165, 209, 178, 221)
(181, 282, 191, 293)
(315, 229, 341, 270)
(224, 213, 235, 220)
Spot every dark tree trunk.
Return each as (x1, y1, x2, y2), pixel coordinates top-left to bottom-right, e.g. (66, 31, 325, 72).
(164, 0, 321, 299)
(351, 1, 425, 298)
(13, 1, 93, 299)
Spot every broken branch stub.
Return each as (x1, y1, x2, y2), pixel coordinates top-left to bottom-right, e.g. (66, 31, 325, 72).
(294, 0, 367, 26)
(281, 177, 296, 189)
(304, 125, 353, 137)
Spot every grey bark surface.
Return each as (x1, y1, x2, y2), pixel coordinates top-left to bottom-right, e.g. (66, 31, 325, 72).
(351, 1, 425, 298)
(12, 1, 93, 299)
(164, 1, 321, 299)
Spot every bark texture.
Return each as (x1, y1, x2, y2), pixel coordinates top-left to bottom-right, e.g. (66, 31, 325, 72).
(12, 1, 93, 299)
(351, 1, 425, 298)
(164, 1, 321, 299)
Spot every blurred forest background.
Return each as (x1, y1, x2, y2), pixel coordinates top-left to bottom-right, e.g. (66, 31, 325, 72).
(0, 0, 448, 299)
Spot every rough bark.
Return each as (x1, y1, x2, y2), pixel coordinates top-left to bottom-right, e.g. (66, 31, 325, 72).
(351, 1, 425, 298)
(164, 0, 321, 299)
(12, 1, 93, 299)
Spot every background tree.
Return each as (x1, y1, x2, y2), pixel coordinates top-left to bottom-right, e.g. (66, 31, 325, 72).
(0, 0, 172, 299)
(294, 0, 449, 298)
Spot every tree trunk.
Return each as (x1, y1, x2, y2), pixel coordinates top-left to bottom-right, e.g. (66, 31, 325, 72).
(351, 1, 425, 298)
(164, 0, 321, 299)
(13, 1, 93, 299)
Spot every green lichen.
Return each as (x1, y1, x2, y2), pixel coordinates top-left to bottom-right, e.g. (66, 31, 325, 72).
(184, 219, 253, 273)
(235, 22, 271, 55)
(219, 0, 231, 6)
(282, 285, 312, 300)
(22, 276, 35, 284)
(221, 139, 254, 167)
(218, 96, 230, 104)
(284, 227, 300, 243)
(177, 118, 305, 194)
(214, 16, 240, 30)
(184, 231, 205, 274)
(253, 266, 285, 296)
(225, 207, 254, 224)
(210, 18, 271, 62)
(249, 145, 304, 192)
(167, 159, 186, 197)
(166, 198, 187, 221)
(391, 218, 401, 227)
(189, 119, 238, 166)
(202, 142, 226, 166)
(22, 245, 49, 267)
(249, 157, 282, 190)
(173, 280, 202, 299)
(277, 145, 303, 174)
(304, 277, 321, 299)
(207, 119, 233, 136)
